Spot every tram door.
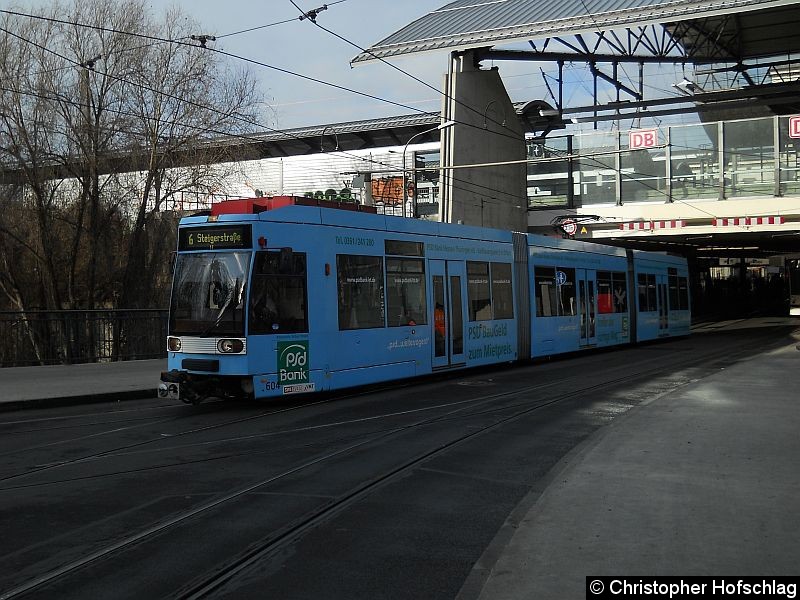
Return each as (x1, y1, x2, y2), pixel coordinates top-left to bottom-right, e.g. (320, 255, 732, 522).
(657, 275, 669, 334)
(577, 269, 597, 346)
(430, 260, 466, 369)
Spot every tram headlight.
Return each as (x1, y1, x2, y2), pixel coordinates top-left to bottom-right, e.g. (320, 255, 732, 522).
(217, 338, 244, 354)
(168, 337, 182, 352)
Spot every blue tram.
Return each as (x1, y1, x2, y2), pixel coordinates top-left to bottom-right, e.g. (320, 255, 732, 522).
(159, 196, 690, 404)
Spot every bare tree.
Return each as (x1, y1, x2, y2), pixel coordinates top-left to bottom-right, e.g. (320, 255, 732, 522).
(0, 9, 64, 307)
(0, 0, 264, 363)
(0, 8, 78, 361)
(54, 0, 147, 310)
(118, 6, 261, 309)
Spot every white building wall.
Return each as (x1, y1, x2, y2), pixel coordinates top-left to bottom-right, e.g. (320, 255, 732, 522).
(208, 146, 410, 204)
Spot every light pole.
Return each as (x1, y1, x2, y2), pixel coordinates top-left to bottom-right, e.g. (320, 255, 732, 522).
(403, 120, 455, 218)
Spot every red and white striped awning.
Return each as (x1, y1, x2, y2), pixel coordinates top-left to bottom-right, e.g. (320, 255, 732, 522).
(654, 220, 687, 229)
(713, 216, 785, 226)
(620, 220, 686, 231)
(620, 221, 652, 231)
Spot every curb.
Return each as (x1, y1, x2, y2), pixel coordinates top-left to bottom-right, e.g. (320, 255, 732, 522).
(0, 389, 157, 413)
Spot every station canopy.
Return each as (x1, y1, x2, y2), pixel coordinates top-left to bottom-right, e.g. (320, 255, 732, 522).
(354, 0, 800, 125)
(352, 0, 800, 64)
(351, 0, 800, 259)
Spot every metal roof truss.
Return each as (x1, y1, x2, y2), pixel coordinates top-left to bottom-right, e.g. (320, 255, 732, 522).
(471, 16, 800, 126)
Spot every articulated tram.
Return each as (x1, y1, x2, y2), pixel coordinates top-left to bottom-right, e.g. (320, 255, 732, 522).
(159, 196, 690, 404)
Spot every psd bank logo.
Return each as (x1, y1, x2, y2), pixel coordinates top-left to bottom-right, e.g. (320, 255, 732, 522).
(278, 341, 309, 385)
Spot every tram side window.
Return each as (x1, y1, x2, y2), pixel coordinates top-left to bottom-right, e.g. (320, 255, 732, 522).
(491, 262, 514, 319)
(337, 254, 385, 330)
(250, 250, 308, 335)
(597, 271, 613, 313)
(638, 273, 658, 312)
(598, 271, 628, 314)
(467, 261, 492, 321)
(386, 258, 427, 327)
(535, 267, 557, 316)
(678, 276, 690, 310)
(668, 270, 679, 311)
(534, 266, 575, 316)
(557, 267, 576, 316)
(612, 272, 628, 313)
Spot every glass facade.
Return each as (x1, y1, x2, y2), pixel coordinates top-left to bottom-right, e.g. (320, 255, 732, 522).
(525, 114, 798, 210)
(723, 118, 774, 199)
(779, 116, 800, 196)
(527, 136, 570, 207)
(576, 132, 617, 206)
(669, 123, 719, 200)
(621, 128, 667, 203)
(413, 149, 441, 217)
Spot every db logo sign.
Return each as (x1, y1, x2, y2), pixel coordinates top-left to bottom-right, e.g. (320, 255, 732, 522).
(629, 129, 658, 149)
(789, 116, 800, 138)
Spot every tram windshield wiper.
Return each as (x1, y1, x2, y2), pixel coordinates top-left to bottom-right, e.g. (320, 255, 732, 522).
(199, 277, 242, 337)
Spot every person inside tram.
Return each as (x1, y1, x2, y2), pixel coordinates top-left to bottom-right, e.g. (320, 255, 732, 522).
(434, 302, 445, 333)
(434, 302, 446, 355)
(250, 278, 278, 332)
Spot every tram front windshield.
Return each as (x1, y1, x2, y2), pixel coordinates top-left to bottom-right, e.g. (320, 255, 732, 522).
(169, 251, 250, 336)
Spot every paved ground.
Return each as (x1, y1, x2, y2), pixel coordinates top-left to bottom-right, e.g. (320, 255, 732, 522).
(470, 322, 800, 599)
(2, 317, 799, 599)
(2, 318, 794, 409)
(0, 359, 164, 409)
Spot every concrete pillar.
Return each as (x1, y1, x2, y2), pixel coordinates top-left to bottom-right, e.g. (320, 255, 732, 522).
(440, 50, 527, 231)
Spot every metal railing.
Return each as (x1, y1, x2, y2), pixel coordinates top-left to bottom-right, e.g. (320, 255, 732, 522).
(0, 310, 168, 368)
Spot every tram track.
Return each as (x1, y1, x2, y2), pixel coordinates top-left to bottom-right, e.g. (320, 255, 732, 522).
(3, 378, 620, 599)
(1, 330, 783, 599)
(0, 408, 181, 432)
(176, 377, 680, 598)
(0, 374, 612, 491)
(0, 327, 780, 490)
(176, 331, 782, 598)
(0, 397, 340, 483)
(0, 362, 484, 472)
(0, 340, 689, 490)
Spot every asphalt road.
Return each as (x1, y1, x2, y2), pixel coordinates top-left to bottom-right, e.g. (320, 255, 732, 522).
(0, 325, 795, 599)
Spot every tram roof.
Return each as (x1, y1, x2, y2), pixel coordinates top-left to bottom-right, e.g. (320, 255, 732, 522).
(528, 233, 629, 258)
(352, 0, 800, 63)
(180, 203, 514, 244)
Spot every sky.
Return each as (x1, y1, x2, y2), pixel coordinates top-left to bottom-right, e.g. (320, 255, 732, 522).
(145, 0, 688, 132)
(157, 0, 466, 130)
(6, 0, 689, 132)
(152, 0, 567, 131)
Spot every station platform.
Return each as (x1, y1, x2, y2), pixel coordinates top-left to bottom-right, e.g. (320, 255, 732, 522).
(468, 319, 800, 599)
(1, 318, 798, 598)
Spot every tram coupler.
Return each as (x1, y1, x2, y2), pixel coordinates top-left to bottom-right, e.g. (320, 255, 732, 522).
(159, 370, 215, 405)
(158, 370, 187, 403)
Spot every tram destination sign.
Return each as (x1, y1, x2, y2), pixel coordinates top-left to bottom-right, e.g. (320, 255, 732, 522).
(178, 225, 252, 251)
